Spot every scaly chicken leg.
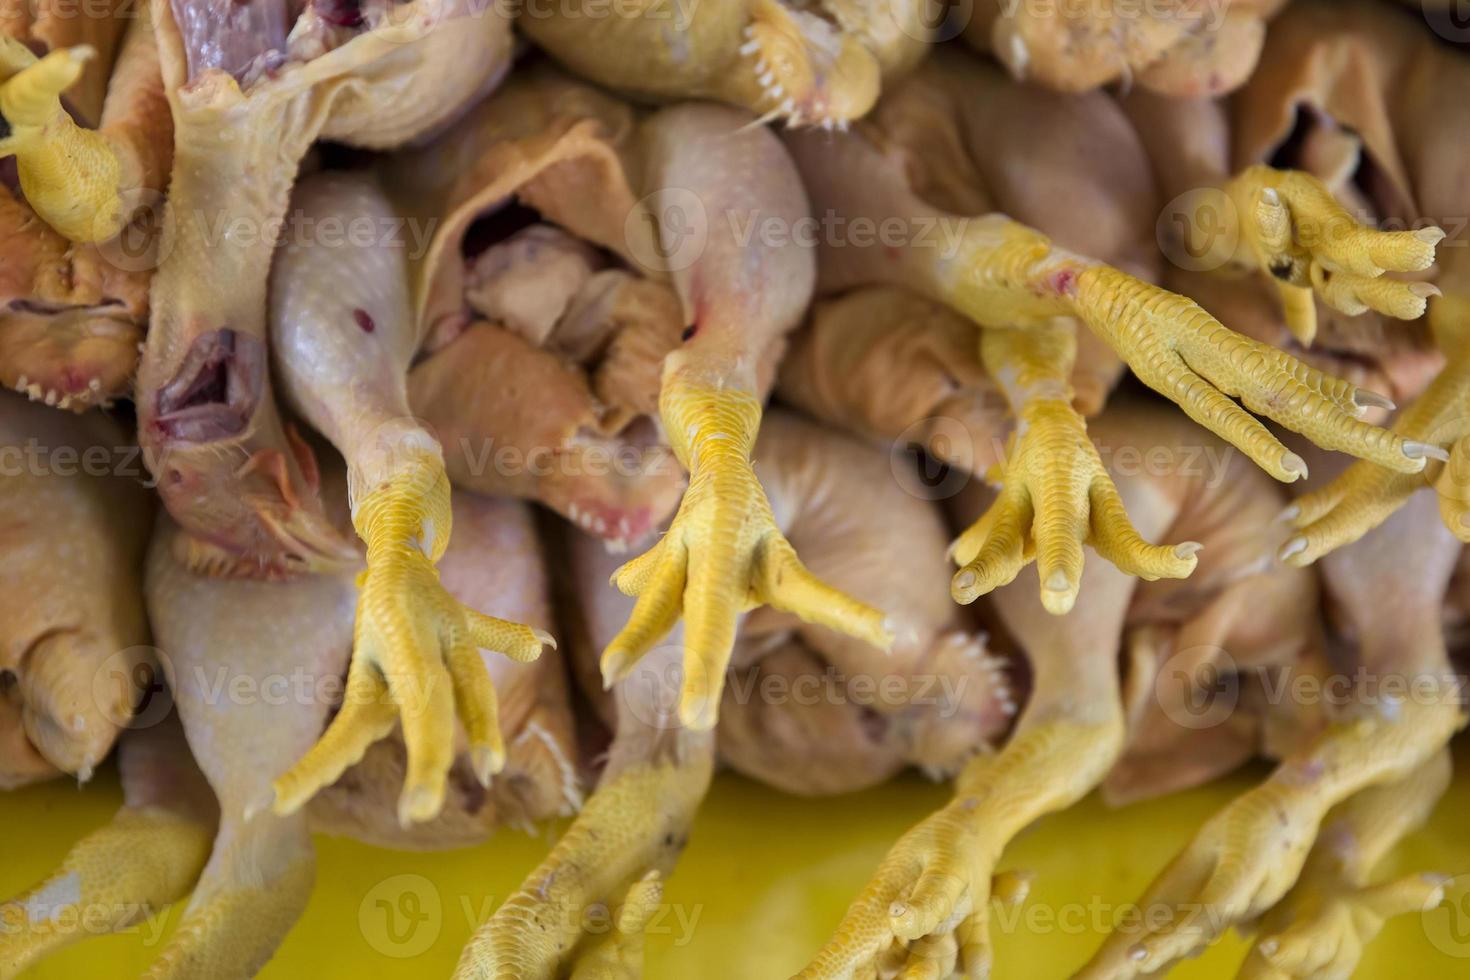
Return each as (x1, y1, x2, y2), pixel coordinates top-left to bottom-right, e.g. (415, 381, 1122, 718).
(0, 719, 216, 979)
(262, 170, 550, 826)
(797, 400, 1312, 978)
(1079, 457, 1466, 978)
(601, 104, 889, 730)
(787, 49, 1432, 615)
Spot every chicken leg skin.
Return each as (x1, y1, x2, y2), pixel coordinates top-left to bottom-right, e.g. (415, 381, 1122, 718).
(454, 641, 716, 980)
(951, 320, 1197, 615)
(1221, 166, 1442, 346)
(1078, 486, 1468, 979)
(0, 721, 215, 979)
(0, 39, 134, 243)
(798, 558, 1136, 980)
(263, 172, 551, 827)
(601, 104, 888, 731)
(1237, 750, 1452, 980)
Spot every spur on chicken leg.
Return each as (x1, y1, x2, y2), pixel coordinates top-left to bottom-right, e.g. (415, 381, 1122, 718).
(0, 3, 170, 409)
(263, 169, 552, 826)
(1080, 447, 1465, 979)
(460, 409, 1011, 978)
(796, 398, 1319, 978)
(784, 46, 1440, 616)
(0, 392, 153, 790)
(1, 483, 576, 977)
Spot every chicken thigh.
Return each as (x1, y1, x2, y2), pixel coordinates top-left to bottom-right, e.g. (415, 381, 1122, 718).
(0, 392, 152, 789)
(457, 409, 1011, 979)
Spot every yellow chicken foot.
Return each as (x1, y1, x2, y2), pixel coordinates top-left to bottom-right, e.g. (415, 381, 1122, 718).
(601, 369, 891, 729)
(1224, 166, 1443, 345)
(934, 219, 1433, 487)
(1238, 750, 1453, 980)
(272, 451, 553, 826)
(1077, 682, 1464, 979)
(0, 39, 136, 243)
(1280, 353, 1470, 566)
(951, 321, 1198, 614)
(454, 746, 714, 980)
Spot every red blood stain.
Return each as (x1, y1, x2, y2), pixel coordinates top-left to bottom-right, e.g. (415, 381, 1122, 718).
(353, 308, 376, 333)
(1049, 268, 1079, 297)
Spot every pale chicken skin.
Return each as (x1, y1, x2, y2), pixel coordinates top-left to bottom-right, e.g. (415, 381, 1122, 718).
(0, 483, 577, 978)
(457, 409, 1012, 979)
(0, 392, 152, 790)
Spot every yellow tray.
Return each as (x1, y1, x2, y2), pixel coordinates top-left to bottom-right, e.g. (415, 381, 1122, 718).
(5, 754, 1470, 978)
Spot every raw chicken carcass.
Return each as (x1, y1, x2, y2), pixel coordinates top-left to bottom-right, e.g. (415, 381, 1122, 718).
(783, 45, 1438, 617)
(457, 409, 1013, 979)
(797, 398, 1320, 978)
(0, 5, 170, 409)
(136, 0, 515, 579)
(0, 482, 577, 977)
(0, 392, 152, 789)
(265, 169, 552, 827)
(518, 0, 941, 128)
(962, 0, 1287, 97)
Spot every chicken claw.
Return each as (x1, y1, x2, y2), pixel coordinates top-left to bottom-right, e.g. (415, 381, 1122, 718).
(0, 39, 133, 243)
(1281, 325, 1470, 565)
(798, 721, 1113, 980)
(1238, 751, 1452, 980)
(601, 373, 891, 729)
(1078, 688, 1463, 979)
(272, 453, 552, 826)
(1225, 166, 1443, 345)
(455, 751, 711, 980)
(951, 322, 1197, 614)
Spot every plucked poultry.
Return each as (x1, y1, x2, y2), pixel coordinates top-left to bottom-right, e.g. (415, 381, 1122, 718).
(516, 0, 941, 128)
(0, 391, 152, 789)
(961, 0, 1288, 97)
(0, 2, 169, 408)
(784, 44, 1438, 617)
(262, 167, 551, 827)
(457, 408, 1012, 979)
(0, 476, 577, 978)
(797, 398, 1323, 979)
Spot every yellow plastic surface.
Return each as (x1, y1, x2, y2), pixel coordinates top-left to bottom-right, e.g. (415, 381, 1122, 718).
(4, 753, 1470, 978)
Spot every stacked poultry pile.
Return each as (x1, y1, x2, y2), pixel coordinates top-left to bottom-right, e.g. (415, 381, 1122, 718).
(1, 1, 1466, 977)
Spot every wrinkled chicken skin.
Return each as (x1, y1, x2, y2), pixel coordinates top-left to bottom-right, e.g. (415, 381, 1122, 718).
(784, 47, 1435, 616)
(264, 170, 551, 827)
(136, 0, 513, 578)
(390, 70, 693, 552)
(3, 488, 576, 977)
(0, 7, 170, 410)
(1081, 449, 1465, 979)
(0, 393, 152, 789)
(518, 0, 939, 129)
(798, 399, 1316, 979)
(462, 410, 1009, 978)
(963, 0, 1285, 97)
